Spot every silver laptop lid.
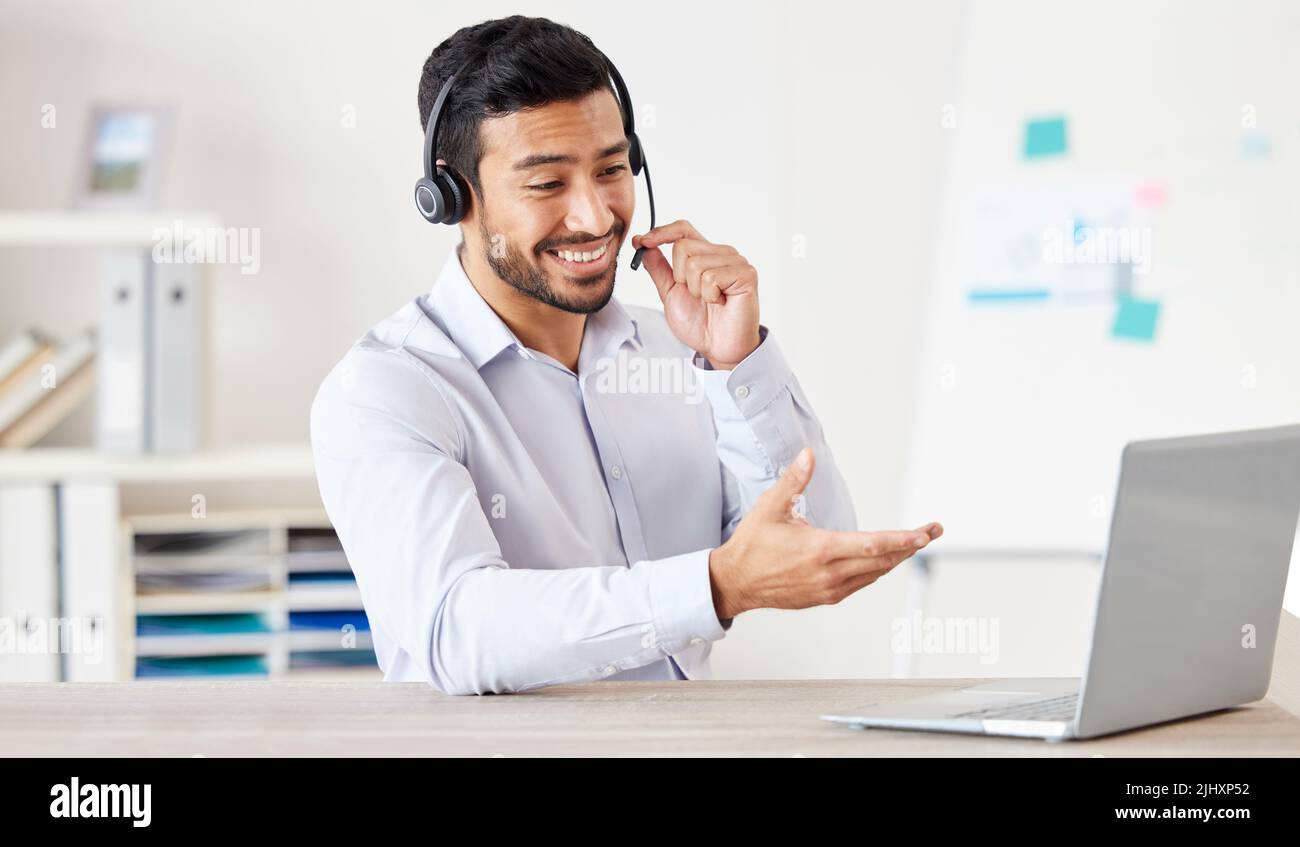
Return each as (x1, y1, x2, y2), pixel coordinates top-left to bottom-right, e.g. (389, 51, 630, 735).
(1075, 424, 1300, 738)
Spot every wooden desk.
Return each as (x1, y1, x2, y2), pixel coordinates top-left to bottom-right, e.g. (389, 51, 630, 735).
(1, 682, 1296, 758)
(3, 612, 1296, 758)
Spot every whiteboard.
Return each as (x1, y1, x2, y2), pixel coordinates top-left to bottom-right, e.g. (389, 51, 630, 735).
(903, 0, 1300, 571)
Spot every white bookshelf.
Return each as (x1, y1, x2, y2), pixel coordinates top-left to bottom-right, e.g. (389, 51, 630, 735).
(0, 446, 380, 682)
(0, 212, 341, 682)
(0, 209, 224, 455)
(0, 444, 315, 483)
(0, 211, 220, 247)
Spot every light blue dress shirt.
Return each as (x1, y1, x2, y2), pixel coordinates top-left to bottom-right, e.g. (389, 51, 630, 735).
(310, 250, 856, 693)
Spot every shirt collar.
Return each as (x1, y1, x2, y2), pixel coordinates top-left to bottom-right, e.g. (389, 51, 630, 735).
(429, 248, 643, 373)
(429, 249, 522, 370)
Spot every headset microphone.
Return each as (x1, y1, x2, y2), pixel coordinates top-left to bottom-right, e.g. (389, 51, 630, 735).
(415, 52, 657, 271)
(599, 52, 656, 270)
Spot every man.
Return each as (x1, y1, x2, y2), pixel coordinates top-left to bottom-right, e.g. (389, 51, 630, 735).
(311, 16, 941, 694)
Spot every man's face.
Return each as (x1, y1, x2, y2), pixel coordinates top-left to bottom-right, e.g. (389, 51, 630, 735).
(469, 89, 635, 314)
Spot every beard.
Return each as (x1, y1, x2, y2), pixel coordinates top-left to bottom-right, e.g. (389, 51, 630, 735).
(478, 209, 624, 315)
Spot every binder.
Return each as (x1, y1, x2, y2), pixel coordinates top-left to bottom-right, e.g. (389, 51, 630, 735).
(96, 248, 203, 453)
(150, 261, 202, 452)
(96, 249, 151, 452)
(0, 483, 60, 681)
(60, 481, 125, 681)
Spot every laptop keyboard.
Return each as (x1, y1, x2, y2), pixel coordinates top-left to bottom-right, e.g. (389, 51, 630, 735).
(952, 692, 1079, 722)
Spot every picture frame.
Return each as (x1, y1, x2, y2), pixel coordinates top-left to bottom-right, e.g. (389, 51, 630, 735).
(73, 103, 175, 210)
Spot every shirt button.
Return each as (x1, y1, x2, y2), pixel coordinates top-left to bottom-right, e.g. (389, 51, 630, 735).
(610, 465, 623, 480)
(735, 385, 750, 399)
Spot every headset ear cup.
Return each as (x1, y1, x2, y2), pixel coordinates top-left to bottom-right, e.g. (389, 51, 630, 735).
(414, 177, 446, 223)
(438, 166, 470, 225)
(628, 133, 643, 176)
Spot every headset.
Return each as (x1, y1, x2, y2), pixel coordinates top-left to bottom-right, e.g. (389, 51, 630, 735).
(414, 50, 657, 270)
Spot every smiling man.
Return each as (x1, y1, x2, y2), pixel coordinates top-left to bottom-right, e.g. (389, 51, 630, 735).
(310, 16, 941, 694)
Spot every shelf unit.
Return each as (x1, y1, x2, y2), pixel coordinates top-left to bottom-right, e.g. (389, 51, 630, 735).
(0, 444, 379, 681)
(127, 508, 376, 680)
(0, 209, 224, 454)
(0, 212, 370, 680)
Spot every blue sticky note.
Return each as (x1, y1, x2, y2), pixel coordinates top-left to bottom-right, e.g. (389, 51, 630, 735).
(1240, 132, 1270, 159)
(968, 288, 1051, 304)
(1111, 295, 1161, 342)
(1024, 116, 1068, 158)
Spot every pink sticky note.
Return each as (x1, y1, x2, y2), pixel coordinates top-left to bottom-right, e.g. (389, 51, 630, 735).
(1135, 181, 1167, 207)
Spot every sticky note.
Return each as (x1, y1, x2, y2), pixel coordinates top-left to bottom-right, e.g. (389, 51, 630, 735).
(968, 288, 1051, 304)
(1240, 132, 1270, 159)
(1111, 294, 1161, 342)
(1024, 116, 1068, 158)
(1134, 181, 1167, 207)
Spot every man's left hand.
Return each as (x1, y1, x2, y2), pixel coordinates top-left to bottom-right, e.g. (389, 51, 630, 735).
(632, 219, 761, 371)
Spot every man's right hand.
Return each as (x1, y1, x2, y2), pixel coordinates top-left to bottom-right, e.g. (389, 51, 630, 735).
(708, 447, 942, 621)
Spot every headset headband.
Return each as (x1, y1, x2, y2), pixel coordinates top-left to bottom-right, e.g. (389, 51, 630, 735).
(422, 54, 639, 182)
(423, 69, 460, 180)
(600, 50, 637, 138)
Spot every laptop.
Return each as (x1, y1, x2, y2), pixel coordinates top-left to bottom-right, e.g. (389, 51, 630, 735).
(821, 424, 1300, 740)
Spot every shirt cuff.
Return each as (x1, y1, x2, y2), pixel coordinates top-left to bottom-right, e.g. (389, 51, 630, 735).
(692, 326, 793, 423)
(648, 548, 728, 652)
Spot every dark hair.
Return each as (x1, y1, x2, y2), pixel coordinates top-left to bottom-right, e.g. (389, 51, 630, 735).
(418, 16, 615, 197)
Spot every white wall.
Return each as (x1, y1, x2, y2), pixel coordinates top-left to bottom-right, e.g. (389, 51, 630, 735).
(0, 0, 990, 679)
